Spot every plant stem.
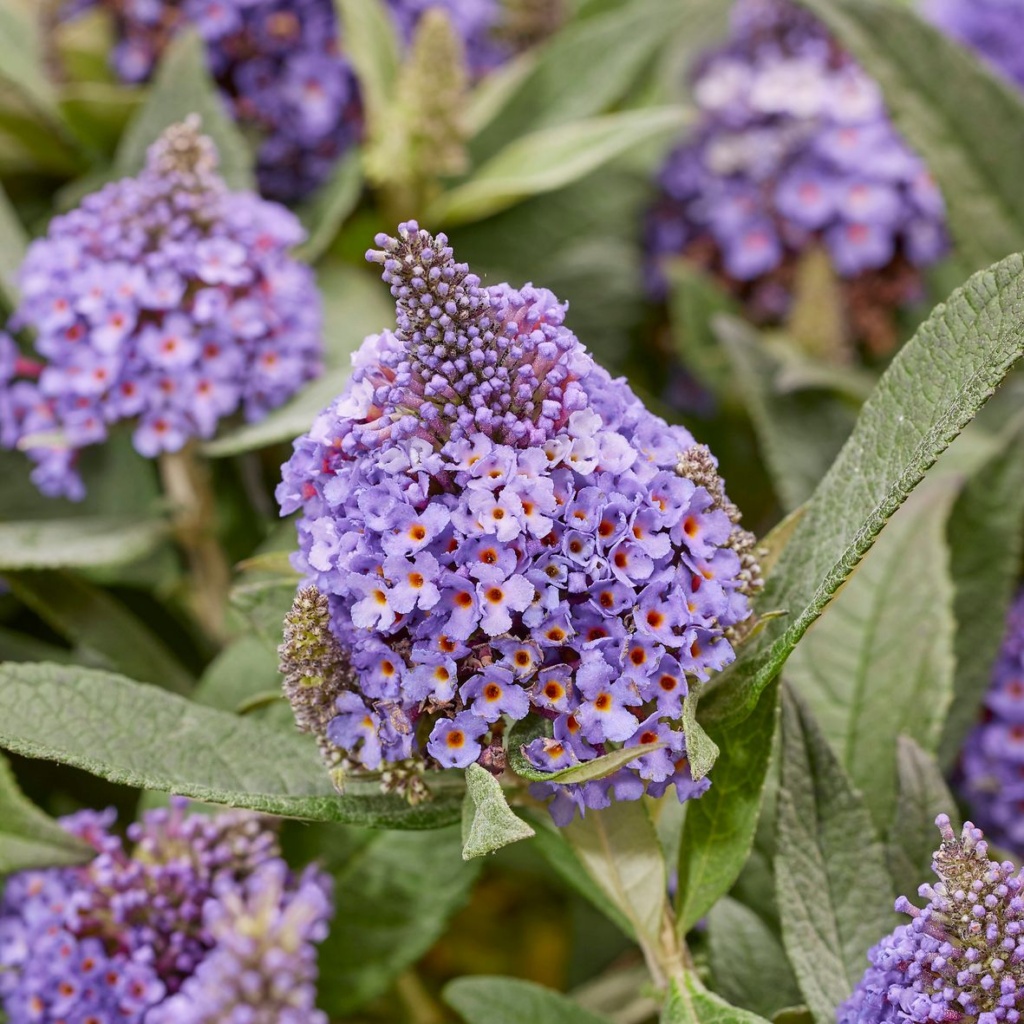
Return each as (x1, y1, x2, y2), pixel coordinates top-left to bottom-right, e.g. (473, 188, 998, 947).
(159, 443, 232, 644)
(395, 970, 445, 1024)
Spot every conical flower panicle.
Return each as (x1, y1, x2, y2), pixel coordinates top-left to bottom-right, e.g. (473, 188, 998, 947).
(0, 119, 323, 499)
(279, 223, 759, 825)
(0, 800, 332, 1023)
(645, 0, 948, 353)
(841, 815, 1024, 1024)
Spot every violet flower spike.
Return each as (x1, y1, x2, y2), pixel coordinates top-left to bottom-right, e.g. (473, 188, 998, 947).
(278, 221, 761, 825)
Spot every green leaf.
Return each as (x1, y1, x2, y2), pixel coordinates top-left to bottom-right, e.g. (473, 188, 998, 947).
(0, 662, 463, 829)
(521, 808, 635, 937)
(193, 635, 289, 727)
(707, 898, 802, 1020)
(295, 152, 363, 264)
(0, 750, 93, 874)
(886, 736, 957, 900)
(676, 680, 779, 933)
(662, 974, 772, 1024)
(505, 716, 664, 784)
(204, 263, 393, 455)
(666, 263, 736, 395)
(700, 252, 1024, 728)
(775, 687, 896, 1024)
(446, 977, 613, 1024)
(285, 823, 480, 1014)
(783, 481, 958, 829)
(563, 798, 667, 953)
(333, 0, 399, 130)
(469, 0, 719, 161)
(0, 517, 168, 570)
(114, 29, 254, 189)
(792, 0, 1024, 269)
(430, 108, 688, 226)
(5, 572, 194, 695)
(0, 178, 27, 308)
(460, 763, 535, 859)
(681, 692, 719, 782)
(939, 424, 1024, 768)
(0, 2, 64, 128)
(716, 317, 858, 512)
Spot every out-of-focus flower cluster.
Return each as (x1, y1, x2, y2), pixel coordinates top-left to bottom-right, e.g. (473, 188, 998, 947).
(924, 0, 1024, 90)
(840, 815, 1024, 1024)
(0, 119, 322, 500)
(958, 591, 1024, 855)
(0, 799, 332, 1023)
(73, 0, 558, 201)
(278, 221, 760, 825)
(646, 0, 948, 352)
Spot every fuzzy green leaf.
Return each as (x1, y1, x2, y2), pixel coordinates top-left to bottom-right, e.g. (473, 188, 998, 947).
(676, 680, 779, 933)
(775, 687, 896, 1024)
(708, 898, 802, 1020)
(563, 798, 666, 952)
(0, 751, 93, 875)
(446, 977, 613, 1024)
(886, 736, 957, 900)
(0, 663, 463, 829)
(5, 572, 194, 694)
(0, 517, 168, 570)
(0, 3, 64, 127)
(460, 763, 535, 859)
(333, 0, 399, 130)
(431, 108, 688, 226)
(793, 0, 1024, 269)
(716, 317, 858, 512)
(505, 716, 664, 784)
(469, 0, 722, 161)
(114, 29, 254, 189)
(0, 179, 27, 308)
(295, 152, 363, 263)
(700, 253, 1024, 728)
(662, 974, 773, 1024)
(784, 481, 958, 829)
(286, 823, 480, 1013)
(939, 424, 1024, 767)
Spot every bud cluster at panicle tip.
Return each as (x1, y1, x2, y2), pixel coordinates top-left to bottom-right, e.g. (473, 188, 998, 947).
(840, 814, 1024, 1024)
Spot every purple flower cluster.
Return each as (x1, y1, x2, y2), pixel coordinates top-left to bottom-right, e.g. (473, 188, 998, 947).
(0, 799, 332, 1024)
(958, 591, 1024, 855)
(840, 815, 1024, 1024)
(78, 0, 530, 201)
(646, 0, 948, 349)
(924, 0, 1024, 89)
(0, 119, 322, 500)
(278, 222, 760, 825)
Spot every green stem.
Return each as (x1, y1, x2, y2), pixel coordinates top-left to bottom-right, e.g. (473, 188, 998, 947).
(395, 970, 445, 1024)
(158, 443, 232, 644)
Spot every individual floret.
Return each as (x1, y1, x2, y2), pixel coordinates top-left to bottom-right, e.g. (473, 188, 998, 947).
(0, 118, 323, 499)
(0, 799, 332, 1023)
(278, 221, 760, 824)
(645, 0, 948, 353)
(840, 815, 1024, 1024)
